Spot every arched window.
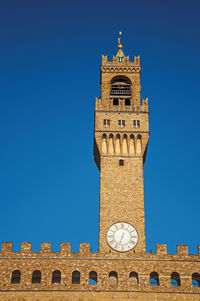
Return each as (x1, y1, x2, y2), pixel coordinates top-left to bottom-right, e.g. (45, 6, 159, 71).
(52, 270, 61, 284)
(11, 270, 21, 284)
(171, 272, 180, 286)
(150, 272, 159, 286)
(32, 270, 41, 284)
(129, 272, 138, 285)
(89, 271, 97, 285)
(109, 271, 118, 285)
(72, 270, 80, 284)
(192, 273, 200, 287)
(110, 76, 131, 97)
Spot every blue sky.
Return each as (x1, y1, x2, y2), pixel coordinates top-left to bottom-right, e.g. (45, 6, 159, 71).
(0, 0, 200, 254)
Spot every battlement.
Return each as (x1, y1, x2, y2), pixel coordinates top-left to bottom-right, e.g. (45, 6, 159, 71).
(102, 55, 140, 66)
(95, 97, 148, 112)
(155, 244, 196, 256)
(1, 242, 200, 258)
(0, 242, 199, 296)
(1, 242, 91, 257)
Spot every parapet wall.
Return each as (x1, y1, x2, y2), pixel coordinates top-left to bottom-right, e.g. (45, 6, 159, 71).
(102, 55, 140, 66)
(95, 97, 148, 112)
(0, 242, 200, 296)
(1, 242, 200, 258)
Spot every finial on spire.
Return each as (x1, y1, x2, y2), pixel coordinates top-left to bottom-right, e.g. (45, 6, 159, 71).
(118, 31, 123, 49)
(116, 31, 125, 61)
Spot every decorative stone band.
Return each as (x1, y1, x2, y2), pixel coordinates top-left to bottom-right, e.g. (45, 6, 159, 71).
(101, 67, 141, 73)
(101, 133, 142, 156)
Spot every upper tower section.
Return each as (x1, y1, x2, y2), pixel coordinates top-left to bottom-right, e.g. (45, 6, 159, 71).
(94, 34, 149, 172)
(96, 32, 148, 113)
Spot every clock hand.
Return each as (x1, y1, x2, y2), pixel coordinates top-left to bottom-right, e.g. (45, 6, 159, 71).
(119, 231, 125, 243)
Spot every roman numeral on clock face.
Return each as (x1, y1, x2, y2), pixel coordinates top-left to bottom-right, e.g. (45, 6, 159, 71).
(107, 222, 138, 252)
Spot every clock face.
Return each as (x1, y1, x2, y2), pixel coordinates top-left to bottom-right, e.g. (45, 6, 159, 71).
(107, 222, 138, 252)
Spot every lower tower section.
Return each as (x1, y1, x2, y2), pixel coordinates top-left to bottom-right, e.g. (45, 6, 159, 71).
(99, 155, 146, 254)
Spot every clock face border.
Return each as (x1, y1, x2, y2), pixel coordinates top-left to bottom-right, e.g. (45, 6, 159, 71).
(106, 222, 138, 253)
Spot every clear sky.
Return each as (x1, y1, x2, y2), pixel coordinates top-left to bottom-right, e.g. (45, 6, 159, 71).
(0, 0, 200, 254)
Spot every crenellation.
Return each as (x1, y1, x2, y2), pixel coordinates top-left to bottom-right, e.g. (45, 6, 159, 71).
(142, 97, 148, 111)
(1, 242, 12, 254)
(80, 243, 90, 256)
(156, 244, 167, 255)
(0, 242, 200, 258)
(60, 243, 71, 256)
(102, 55, 140, 66)
(112, 55, 116, 62)
(41, 243, 51, 254)
(21, 242, 32, 253)
(95, 97, 99, 110)
(134, 56, 140, 65)
(177, 245, 189, 256)
(102, 55, 108, 64)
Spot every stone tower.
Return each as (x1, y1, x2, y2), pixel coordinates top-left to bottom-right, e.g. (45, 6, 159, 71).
(94, 33, 149, 254)
(0, 34, 199, 301)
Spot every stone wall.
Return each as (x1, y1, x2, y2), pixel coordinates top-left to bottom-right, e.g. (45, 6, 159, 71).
(0, 242, 199, 297)
(0, 291, 200, 301)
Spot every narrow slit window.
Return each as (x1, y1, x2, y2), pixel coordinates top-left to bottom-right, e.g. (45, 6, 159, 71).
(133, 120, 140, 128)
(119, 159, 124, 166)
